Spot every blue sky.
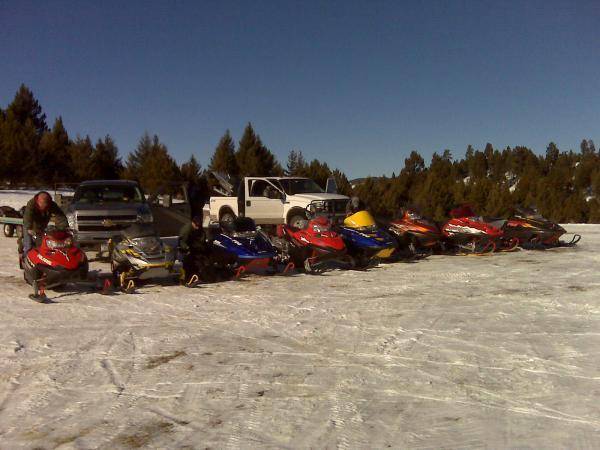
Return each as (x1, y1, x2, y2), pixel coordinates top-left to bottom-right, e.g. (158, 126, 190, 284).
(1, 0, 598, 178)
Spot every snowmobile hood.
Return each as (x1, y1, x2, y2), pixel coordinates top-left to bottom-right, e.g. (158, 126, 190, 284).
(391, 215, 439, 232)
(442, 217, 504, 238)
(26, 230, 87, 272)
(212, 233, 277, 260)
(344, 211, 376, 229)
(338, 226, 396, 250)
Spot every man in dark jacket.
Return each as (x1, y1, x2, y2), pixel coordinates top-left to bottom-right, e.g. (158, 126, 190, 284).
(21, 191, 68, 255)
(178, 215, 214, 284)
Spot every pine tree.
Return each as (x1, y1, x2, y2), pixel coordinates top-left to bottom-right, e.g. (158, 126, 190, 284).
(414, 152, 455, 221)
(286, 150, 307, 176)
(125, 133, 180, 194)
(235, 123, 283, 177)
(5, 84, 47, 135)
(208, 130, 238, 177)
(38, 117, 71, 183)
(332, 168, 353, 196)
(91, 135, 122, 180)
(580, 139, 596, 156)
(545, 142, 560, 171)
(69, 136, 95, 182)
(0, 85, 48, 184)
(304, 159, 332, 189)
(180, 155, 203, 184)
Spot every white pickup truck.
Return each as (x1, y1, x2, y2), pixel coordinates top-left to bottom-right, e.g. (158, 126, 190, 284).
(209, 176, 349, 228)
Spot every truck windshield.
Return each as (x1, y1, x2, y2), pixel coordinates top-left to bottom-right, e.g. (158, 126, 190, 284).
(74, 185, 144, 203)
(278, 179, 324, 195)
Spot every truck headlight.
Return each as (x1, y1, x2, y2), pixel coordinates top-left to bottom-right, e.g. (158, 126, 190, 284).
(67, 213, 76, 229)
(312, 201, 326, 211)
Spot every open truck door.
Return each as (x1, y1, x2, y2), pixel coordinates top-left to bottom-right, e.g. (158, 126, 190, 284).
(149, 183, 195, 237)
(244, 178, 285, 224)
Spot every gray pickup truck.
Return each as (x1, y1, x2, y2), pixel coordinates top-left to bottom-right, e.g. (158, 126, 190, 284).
(64, 180, 154, 247)
(1, 180, 197, 248)
(61, 179, 195, 247)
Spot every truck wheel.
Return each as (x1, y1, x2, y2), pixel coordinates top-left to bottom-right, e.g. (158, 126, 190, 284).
(16, 225, 23, 239)
(288, 212, 307, 229)
(3, 224, 15, 237)
(220, 210, 236, 226)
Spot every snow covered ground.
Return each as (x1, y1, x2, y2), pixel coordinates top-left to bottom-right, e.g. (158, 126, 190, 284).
(0, 192, 599, 449)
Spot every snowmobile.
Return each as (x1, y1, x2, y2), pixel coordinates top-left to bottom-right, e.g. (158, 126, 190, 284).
(387, 207, 442, 256)
(336, 210, 397, 268)
(502, 207, 581, 249)
(272, 214, 347, 274)
(441, 206, 510, 255)
(21, 227, 89, 302)
(110, 223, 177, 292)
(208, 217, 278, 278)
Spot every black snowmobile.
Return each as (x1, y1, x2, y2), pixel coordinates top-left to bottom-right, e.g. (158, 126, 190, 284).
(503, 206, 581, 249)
(110, 223, 177, 292)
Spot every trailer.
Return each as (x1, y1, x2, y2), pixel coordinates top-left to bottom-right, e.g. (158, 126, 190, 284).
(0, 216, 23, 238)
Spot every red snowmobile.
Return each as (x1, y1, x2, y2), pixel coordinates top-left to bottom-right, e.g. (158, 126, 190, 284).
(441, 206, 517, 255)
(387, 208, 442, 256)
(21, 228, 89, 302)
(271, 215, 347, 273)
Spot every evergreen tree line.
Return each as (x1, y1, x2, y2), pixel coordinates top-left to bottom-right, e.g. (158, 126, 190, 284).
(1, 85, 598, 222)
(353, 141, 600, 223)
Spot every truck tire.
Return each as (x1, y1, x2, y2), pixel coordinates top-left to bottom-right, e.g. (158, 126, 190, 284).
(287, 209, 307, 229)
(16, 225, 23, 239)
(219, 208, 236, 226)
(3, 224, 15, 237)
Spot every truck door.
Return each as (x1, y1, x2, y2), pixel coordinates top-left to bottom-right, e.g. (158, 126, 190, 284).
(149, 184, 192, 237)
(245, 178, 285, 224)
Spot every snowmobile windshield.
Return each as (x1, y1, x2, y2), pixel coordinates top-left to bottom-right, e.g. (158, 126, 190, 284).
(45, 230, 73, 250)
(74, 185, 144, 204)
(515, 207, 545, 220)
(131, 236, 162, 254)
(406, 211, 424, 221)
(122, 223, 158, 240)
(278, 179, 324, 195)
(344, 211, 377, 231)
(223, 217, 258, 238)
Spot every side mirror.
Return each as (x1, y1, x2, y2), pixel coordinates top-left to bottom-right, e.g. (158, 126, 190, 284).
(325, 177, 338, 194)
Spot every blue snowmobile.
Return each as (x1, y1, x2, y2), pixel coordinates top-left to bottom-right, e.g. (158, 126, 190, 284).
(210, 217, 278, 277)
(336, 211, 397, 268)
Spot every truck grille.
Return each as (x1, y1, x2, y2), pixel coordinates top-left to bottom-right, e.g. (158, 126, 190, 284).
(326, 200, 347, 214)
(77, 224, 130, 232)
(76, 214, 137, 222)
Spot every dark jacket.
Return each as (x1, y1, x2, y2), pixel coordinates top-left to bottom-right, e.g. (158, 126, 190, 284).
(179, 222, 209, 254)
(23, 193, 68, 234)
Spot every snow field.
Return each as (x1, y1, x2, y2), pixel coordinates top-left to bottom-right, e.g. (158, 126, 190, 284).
(0, 190, 599, 448)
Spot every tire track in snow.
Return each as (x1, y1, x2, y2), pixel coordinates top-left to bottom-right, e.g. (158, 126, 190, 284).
(226, 383, 248, 450)
(97, 329, 145, 447)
